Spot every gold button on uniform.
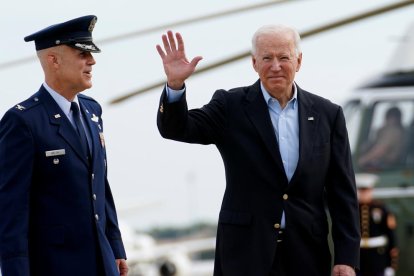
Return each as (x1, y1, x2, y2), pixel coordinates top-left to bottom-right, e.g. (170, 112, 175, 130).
(283, 194, 288, 200)
(274, 223, 280, 229)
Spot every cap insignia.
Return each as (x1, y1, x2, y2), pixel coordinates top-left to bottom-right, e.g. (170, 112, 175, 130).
(88, 17, 97, 32)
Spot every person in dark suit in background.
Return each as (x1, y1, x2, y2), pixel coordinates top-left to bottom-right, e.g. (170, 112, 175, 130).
(356, 174, 399, 276)
(0, 15, 128, 276)
(156, 25, 360, 276)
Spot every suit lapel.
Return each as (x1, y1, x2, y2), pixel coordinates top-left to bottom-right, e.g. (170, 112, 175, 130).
(243, 81, 286, 176)
(290, 87, 318, 184)
(38, 88, 89, 167)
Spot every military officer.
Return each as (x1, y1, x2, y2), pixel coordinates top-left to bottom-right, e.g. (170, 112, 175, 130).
(0, 15, 128, 275)
(356, 174, 398, 276)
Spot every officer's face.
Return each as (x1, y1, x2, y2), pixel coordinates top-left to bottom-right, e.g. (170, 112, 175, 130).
(252, 31, 301, 98)
(358, 188, 373, 203)
(56, 46, 96, 93)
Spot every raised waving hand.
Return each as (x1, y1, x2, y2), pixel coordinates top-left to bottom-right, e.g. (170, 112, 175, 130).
(156, 30, 203, 90)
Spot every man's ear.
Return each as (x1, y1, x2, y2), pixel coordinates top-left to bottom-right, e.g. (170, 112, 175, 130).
(48, 52, 60, 68)
(296, 52, 302, 72)
(252, 56, 258, 72)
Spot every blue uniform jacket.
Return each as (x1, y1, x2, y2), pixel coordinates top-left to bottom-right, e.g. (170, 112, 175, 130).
(0, 86, 126, 275)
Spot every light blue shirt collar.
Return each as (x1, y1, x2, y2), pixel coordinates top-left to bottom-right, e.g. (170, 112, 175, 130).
(43, 82, 80, 121)
(260, 82, 298, 110)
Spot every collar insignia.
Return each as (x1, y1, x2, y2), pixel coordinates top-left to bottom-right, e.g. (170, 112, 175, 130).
(91, 114, 99, 122)
(16, 104, 25, 110)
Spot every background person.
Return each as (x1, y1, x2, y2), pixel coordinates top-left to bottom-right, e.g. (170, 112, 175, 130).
(358, 106, 405, 169)
(356, 174, 399, 276)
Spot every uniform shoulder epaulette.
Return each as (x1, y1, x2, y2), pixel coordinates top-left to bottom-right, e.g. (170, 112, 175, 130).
(13, 95, 42, 112)
(78, 93, 98, 103)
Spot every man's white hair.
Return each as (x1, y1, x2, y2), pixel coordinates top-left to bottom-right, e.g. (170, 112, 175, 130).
(251, 24, 301, 57)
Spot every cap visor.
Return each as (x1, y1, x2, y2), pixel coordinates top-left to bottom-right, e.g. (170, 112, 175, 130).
(68, 41, 101, 53)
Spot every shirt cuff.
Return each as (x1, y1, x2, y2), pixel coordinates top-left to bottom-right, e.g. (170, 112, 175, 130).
(166, 84, 185, 103)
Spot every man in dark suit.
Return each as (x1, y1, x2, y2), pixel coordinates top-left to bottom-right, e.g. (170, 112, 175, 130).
(0, 15, 128, 276)
(156, 25, 360, 275)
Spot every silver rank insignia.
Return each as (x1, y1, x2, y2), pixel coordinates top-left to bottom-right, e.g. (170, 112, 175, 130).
(91, 114, 99, 122)
(54, 114, 61, 119)
(16, 104, 25, 110)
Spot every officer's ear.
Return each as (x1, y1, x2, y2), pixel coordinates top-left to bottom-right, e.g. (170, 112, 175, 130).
(37, 48, 58, 71)
(46, 46, 64, 68)
(47, 53, 57, 68)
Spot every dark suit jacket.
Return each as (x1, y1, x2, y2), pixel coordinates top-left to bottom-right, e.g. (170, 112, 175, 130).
(157, 80, 360, 276)
(0, 86, 126, 276)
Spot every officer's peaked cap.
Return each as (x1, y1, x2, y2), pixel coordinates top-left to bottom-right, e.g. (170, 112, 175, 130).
(24, 15, 101, 53)
(355, 173, 378, 189)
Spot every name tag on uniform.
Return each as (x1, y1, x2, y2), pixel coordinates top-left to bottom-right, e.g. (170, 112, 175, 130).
(45, 149, 66, 157)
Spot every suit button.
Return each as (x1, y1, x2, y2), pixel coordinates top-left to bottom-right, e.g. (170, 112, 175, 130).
(283, 194, 288, 200)
(93, 194, 97, 201)
(95, 214, 99, 221)
(91, 173, 95, 180)
(274, 223, 280, 229)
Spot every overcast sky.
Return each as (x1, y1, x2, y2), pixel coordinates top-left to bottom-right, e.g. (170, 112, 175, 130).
(2, 0, 414, 231)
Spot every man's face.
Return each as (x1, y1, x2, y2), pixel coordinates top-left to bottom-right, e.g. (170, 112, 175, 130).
(358, 188, 373, 204)
(252, 32, 301, 96)
(56, 46, 96, 93)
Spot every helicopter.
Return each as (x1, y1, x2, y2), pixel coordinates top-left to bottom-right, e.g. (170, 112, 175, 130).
(342, 22, 414, 275)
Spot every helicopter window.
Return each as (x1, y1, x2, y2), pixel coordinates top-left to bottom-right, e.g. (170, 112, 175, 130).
(357, 100, 414, 170)
(343, 99, 362, 152)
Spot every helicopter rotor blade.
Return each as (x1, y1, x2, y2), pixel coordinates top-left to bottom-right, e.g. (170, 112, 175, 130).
(109, 0, 414, 105)
(0, 0, 294, 71)
(99, 0, 295, 44)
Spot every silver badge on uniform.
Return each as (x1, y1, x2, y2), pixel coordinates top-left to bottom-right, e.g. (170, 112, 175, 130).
(372, 208, 383, 224)
(99, 132, 105, 148)
(45, 149, 66, 157)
